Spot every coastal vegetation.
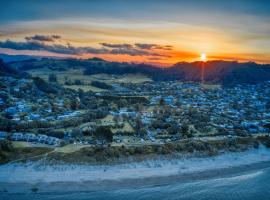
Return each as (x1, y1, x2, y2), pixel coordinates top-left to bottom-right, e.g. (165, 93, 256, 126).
(1, 136, 269, 165)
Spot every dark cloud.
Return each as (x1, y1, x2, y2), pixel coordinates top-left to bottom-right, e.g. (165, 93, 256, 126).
(147, 57, 165, 61)
(25, 34, 61, 42)
(0, 36, 171, 57)
(0, 39, 108, 55)
(135, 43, 173, 50)
(101, 43, 172, 56)
(100, 43, 133, 49)
(110, 48, 152, 56)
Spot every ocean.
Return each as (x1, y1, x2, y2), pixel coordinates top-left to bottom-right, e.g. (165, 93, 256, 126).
(1, 167, 270, 200)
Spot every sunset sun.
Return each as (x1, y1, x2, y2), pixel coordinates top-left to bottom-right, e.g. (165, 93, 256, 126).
(201, 53, 207, 61)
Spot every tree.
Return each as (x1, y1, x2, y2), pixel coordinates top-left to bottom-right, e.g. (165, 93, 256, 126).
(134, 103, 143, 112)
(74, 79, 83, 85)
(118, 99, 128, 107)
(48, 74, 57, 82)
(33, 77, 57, 94)
(139, 128, 147, 138)
(93, 126, 113, 143)
(181, 124, 189, 134)
(167, 124, 178, 135)
(135, 116, 143, 134)
(71, 128, 82, 138)
(70, 97, 80, 110)
(159, 98, 165, 106)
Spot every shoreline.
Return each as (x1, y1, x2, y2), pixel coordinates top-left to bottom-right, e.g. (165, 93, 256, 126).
(1, 146, 270, 194)
(1, 161, 270, 194)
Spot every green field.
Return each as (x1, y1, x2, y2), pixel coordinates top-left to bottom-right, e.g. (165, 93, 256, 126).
(29, 68, 152, 92)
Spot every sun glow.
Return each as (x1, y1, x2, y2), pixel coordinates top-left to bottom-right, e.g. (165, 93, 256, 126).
(201, 53, 207, 61)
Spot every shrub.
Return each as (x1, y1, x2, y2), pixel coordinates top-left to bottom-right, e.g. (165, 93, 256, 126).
(0, 140, 13, 152)
(93, 126, 113, 143)
(74, 79, 83, 85)
(48, 74, 57, 82)
(91, 81, 112, 89)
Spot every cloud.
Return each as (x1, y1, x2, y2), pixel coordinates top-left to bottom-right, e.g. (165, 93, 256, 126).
(135, 43, 173, 50)
(110, 47, 152, 56)
(0, 36, 172, 57)
(100, 43, 133, 49)
(147, 57, 166, 60)
(25, 34, 61, 42)
(101, 42, 172, 57)
(0, 39, 108, 55)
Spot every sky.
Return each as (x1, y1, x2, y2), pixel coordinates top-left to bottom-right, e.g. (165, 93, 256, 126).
(0, 0, 270, 66)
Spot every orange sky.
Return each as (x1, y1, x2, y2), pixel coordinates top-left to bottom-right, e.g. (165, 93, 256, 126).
(0, 1, 270, 65)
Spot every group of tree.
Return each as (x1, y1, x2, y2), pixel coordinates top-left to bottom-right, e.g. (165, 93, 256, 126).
(91, 81, 112, 89)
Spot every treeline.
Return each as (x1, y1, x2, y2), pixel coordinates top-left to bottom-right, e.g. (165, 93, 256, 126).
(83, 61, 177, 81)
(98, 95, 149, 104)
(91, 81, 112, 89)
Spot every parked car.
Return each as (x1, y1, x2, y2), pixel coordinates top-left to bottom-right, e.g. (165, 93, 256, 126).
(11, 133, 24, 141)
(0, 131, 7, 140)
(37, 134, 48, 143)
(23, 133, 37, 142)
(46, 136, 61, 146)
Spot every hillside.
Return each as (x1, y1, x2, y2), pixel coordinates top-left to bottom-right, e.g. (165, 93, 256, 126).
(6, 56, 270, 85)
(0, 58, 20, 76)
(171, 61, 270, 85)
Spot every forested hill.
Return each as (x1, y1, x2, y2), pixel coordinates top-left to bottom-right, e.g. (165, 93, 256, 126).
(6, 56, 270, 85)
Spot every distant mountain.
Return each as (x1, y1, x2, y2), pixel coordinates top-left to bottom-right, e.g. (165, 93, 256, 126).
(0, 53, 66, 63)
(87, 57, 107, 62)
(0, 54, 39, 63)
(6, 57, 270, 85)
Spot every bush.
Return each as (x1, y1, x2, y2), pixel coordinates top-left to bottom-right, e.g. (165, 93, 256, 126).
(93, 126, 113, 143)
(91, 81, 112, 89)
(74, 79, 83, 85)
(48, 74, 57, 82)
(0, 140, 13, 152)
(33, 77, 57, 94)
(47, 130, 65, 139)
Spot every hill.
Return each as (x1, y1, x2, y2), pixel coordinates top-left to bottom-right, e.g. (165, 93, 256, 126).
(171, 61, 270, 85)
(0, 58, 20, 76)
(6, 57, 270, 85)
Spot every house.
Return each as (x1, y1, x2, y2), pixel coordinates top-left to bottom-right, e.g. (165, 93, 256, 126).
(0, 98, 4, 106)
(27, 113, 41, 120)
(0, 131, 7, 139)
(23, 133, 37, 142)
(11, 133, 24, 141)
(46, 136, 61, 146)
(164, 95, 174, 105)
(37, 134, 48, 143)
(4, 106, 17, 116)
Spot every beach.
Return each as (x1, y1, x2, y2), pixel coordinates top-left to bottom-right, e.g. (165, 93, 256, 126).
(1, 146, 270, 194)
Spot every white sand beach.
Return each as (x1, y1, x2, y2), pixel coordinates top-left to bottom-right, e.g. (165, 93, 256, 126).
(1, 146, 270, 193)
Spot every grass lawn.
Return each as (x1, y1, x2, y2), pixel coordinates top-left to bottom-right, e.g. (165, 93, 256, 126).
(63, 85, 105, 92)
(201, 84, 221, 90)
(29, 67, 153, 93)
(112, 122, 135, 133)
(55, 144, 88, 153)
(12, 141, 32, 148)
(101, 114, 114, 124)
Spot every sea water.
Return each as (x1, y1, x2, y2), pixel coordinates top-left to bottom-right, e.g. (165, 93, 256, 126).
(1, 167, 270, 200)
